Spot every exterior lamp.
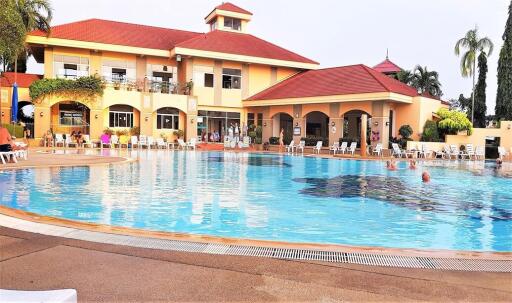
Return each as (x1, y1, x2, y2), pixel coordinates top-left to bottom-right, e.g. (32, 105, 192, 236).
(385, 121, 390, 126)
(508, 124, 511, 130)
(1, 111, 3, 117)
(263, 122, 267, 127)
(294, 113, 299, 118)
(374, 121, 379, 126)
(95, 114, 99, 119)
(145, 116, 149, 122)
(295, 122, 299, 127)
(331, 121, 335, 127)
(190, 118, 194, 124)
(39, 112, 44, 117)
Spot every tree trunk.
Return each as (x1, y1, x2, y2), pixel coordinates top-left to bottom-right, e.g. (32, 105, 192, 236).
(471, 58, 476, 124)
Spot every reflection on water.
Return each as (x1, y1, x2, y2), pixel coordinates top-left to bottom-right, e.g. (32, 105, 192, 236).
(294, 175, 512, 221)
(1, 150, 511, 252)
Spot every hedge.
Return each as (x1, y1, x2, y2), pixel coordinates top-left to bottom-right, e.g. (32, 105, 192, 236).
(29, 76, 104, 102)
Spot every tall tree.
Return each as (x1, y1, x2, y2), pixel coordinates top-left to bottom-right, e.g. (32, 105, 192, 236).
(411, 65, 443, 97)
(455, 27, 494, 124)
(5, 0, 52, 73)
(496, 0, 512, 121)
(393, 69, 414, 85)
(473, 52, 488, 127)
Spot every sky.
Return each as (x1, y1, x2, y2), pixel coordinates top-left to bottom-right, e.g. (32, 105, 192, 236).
(26, 0, 510, 114)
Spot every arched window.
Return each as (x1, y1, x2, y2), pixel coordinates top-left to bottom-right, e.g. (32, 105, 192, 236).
(157, 107, 180, 129)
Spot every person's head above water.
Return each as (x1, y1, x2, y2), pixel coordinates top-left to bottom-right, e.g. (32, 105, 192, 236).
(409, 160, 416, 169)
(422, 171, 431, 182)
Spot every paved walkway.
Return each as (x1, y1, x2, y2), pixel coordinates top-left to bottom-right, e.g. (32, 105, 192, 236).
(0, 227, 511, 302)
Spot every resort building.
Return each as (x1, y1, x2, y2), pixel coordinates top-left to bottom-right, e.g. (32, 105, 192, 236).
(1, 2, 448, 148)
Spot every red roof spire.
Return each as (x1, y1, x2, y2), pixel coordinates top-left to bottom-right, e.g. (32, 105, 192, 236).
(373, 52, 402, 74)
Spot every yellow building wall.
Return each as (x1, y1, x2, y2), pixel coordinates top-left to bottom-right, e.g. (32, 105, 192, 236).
(248, 64, 271, 96)
(276, 67, 298, 81)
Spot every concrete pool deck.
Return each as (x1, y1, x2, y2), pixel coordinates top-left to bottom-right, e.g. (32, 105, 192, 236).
(1, 226, 511, 302)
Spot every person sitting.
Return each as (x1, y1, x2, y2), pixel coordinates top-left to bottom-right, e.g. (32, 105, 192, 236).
(422, 171, 431, 183)
(75, 131, 83, 146)
(0, 125, 16, 162)
(409, 160, 417, 169)
(44, 130, 54, 147)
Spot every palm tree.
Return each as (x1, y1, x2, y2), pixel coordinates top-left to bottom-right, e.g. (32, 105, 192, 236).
(411, 65, 443, 97)
(7, 0, 52, 74)
(454, 27, 493, 124)
(393, 69, 414, 85)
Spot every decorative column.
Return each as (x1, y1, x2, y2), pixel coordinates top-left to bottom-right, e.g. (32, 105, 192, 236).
(361, 113, 368, 157)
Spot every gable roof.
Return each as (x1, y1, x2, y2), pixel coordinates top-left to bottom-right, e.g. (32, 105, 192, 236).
(373, 58, 402, 74)
(0, 72, 42, 88)
(175, 30, 318, 65)
(245, 64, 419, 101)
(29, 19, 201, 50)
(214, 2, 252, 15)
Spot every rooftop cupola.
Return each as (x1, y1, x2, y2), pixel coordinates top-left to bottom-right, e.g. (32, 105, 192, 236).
(205, 2, 252, 33)
(373, 50, 402, 76)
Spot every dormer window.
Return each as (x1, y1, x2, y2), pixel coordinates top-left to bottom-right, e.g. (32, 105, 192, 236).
(224, 17, 241, 31)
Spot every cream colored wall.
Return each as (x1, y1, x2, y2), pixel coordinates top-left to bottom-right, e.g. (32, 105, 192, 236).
(394, 99, 422, 140)
(248, 64, 271, 96)
(446, 122, 512, 150)
(276, 67, 298, 81)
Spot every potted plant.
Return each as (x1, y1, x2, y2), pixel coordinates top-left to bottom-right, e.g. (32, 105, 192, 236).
(160, 132, 168, 142)
(173, 129, 184, 142)
(113, 81, 121, 90)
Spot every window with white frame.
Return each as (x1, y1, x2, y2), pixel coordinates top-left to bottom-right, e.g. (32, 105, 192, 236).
(224, 17, 241, 31)
(102, 60, 136, 82)
(109, 105, 134, 128)
(58, 103, 87, 126)
(156, 107, 179, 129)
(53, 55, 89, 79)
(222, 68, 241, 89)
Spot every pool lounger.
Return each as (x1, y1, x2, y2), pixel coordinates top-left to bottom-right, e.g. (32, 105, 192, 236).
(0, 289, 77, 303)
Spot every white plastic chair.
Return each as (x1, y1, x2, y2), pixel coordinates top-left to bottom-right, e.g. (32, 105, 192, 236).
(156, 138, 167, 149)
(391, 143, 402, 158)
(329, 142, 339, 155)
(138, 135, 148, 149)
(54, 134, 65, 147)
(498, 146, 508, 160)
(296, 140, 305, 154)
(371, 143, 382, 157)
(475, 146, 485, 160)
(0, 151, 17, 164)
(82, 135, 93, 148)
(285, 141, 295, 153)
(338, 141, 348, 154)
(187, 138, 197, 150)
(110, 135, 119, 148)
(313, 141, 323, 154)
(348, 142, 357, 155)
(130, 136, 139, 148)
(147, 136, 155, 149)
(65, 135, 77, 148)
(178, 139, 187, 150)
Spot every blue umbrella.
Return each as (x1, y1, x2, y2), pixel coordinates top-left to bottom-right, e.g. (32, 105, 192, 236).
(11, 83, 18, 123)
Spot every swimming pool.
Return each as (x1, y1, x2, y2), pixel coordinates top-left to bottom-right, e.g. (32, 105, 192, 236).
(0, 151, 511, 252)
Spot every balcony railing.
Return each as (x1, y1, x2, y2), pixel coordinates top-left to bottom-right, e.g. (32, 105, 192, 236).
(102, 77, 192, 95)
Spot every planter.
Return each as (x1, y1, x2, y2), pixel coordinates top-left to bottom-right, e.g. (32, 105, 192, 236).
(254, 144, 264, 151)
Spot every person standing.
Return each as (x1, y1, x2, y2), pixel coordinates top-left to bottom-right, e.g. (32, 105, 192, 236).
(279, 128, 284, 151)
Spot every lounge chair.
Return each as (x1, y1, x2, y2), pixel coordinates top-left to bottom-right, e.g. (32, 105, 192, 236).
(65, 135, 78, 148)
(475, 146, 485, 160)
(178, 138, 188, 150)
(100, 134, 111, 148)
(419, 144, 432, 159)
(0, 289, 77, 303)
(156, 138, 167, 149)
(241, 137, 250, 148)
(371, 143, 383, 157)
(110, 135, 120, 148)
(449, 144, 460, 160)
(348, 142, 357, 155)
(461, 144, 475, 160)
(147, 136, 156, 149)
(119, 135, 130, 148)
(13, 142, 28, 160)
(0, 151, 17, 164)
(313, 141, 323, 154)
(82, 135, 94, 148)
(296, 140, 305, 154)
(391, 143, 403, 158)
(498, 146, 508, 160)
(285, 141, 295, 153)
(138, 135, 148, 149)
(130, 136, 139, 148)
(187, 138, 197, 150)
(338, 141, 348, 154)
(54, 134, 65, 147)
(329, 142, 339, 155)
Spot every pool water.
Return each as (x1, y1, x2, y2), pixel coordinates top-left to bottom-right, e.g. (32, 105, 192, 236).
(1, 151, 511, 252)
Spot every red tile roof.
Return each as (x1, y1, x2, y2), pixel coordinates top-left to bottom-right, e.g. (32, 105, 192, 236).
(0, 72, 42, 88)
(176, 30, 318, 64)
(29, 19, 201, 50)
(373, 58, 402, 74)
(245, 65, 419, 101)
(214, 2, 252, 15)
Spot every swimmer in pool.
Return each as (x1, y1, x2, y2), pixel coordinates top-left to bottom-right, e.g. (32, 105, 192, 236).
(422, 171, 430, 183)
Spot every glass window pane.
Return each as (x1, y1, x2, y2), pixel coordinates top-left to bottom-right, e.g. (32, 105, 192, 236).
(173, 115, 179, 129)
(204, 73, 214, 87)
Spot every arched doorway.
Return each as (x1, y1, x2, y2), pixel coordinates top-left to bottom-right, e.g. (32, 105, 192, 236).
(305, 111, 329, 145)
(50, 101, 90, 135)
(17, 101, 34, 138)
(342, 110, 372, 147)
(271, 113, 293, 144)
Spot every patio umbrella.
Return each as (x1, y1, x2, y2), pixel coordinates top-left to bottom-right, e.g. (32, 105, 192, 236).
(11, 83, 18, 123)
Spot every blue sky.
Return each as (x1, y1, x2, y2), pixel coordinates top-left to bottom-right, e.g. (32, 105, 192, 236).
(27, 0, 509, 114)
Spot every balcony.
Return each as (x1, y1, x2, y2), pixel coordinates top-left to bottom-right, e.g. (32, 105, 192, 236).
(102, 76, 192, 95)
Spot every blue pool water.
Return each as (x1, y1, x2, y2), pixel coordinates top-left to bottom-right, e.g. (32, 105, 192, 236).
(0, 151, 511, 252)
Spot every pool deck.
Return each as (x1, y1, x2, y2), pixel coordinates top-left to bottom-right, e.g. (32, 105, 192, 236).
(1, 226, 511, 302)
(1, 147, 511, 301)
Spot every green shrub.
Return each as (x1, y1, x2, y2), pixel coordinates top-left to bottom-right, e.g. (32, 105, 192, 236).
(301, 136, 327, 146)
(420, 120, 440, 142)
(255, 137, 262, 144)
(339, 137, 360, 147)
(269, 137, 280, 145)
(29, 76, 104, 102)
(173, 129, 184, 138)
(103, 128, 114, 136)
(398, 125, 413, 139)
(130, 126, 140, 136)
(248, 131, 257, 140)
(437, 108, 473, 135)
(2, 123, 23, 138)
